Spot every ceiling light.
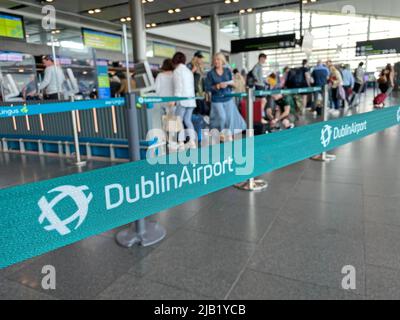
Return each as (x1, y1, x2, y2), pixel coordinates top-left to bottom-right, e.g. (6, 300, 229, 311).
(88, 8, 102, 14)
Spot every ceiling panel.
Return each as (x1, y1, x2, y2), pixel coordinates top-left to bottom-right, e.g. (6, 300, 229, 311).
(1, 0, 310, 27)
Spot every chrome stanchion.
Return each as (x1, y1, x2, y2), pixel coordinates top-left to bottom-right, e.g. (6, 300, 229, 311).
(115, 93, 166, 248)
(312, 85, 336, 162)
(70, 96, 86, 167)
(116, 22, 166, 248)
(235, 87, 268, 191)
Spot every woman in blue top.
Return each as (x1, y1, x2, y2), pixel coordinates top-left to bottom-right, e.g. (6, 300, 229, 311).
(206, 53, 246, 137)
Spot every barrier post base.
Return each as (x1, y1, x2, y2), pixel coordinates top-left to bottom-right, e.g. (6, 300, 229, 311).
(311, 153, 337, 162)
(116, 220, 167, 248)
(68, 157, 87, 167)
(235, 179, 268, 192)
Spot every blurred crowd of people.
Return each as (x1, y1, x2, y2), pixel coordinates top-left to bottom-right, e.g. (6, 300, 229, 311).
(18, 49, 395, 145)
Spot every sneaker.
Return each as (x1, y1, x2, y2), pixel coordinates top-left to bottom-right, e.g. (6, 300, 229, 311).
(329, 109, 340, 117)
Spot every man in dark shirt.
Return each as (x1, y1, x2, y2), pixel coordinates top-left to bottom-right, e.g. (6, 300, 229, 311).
(311, 60, 329, 113)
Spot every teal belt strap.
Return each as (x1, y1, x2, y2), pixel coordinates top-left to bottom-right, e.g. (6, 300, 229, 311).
(0, 98, 125, 119)
(224, 87, 321, 98)
(0, 106, 399, 268)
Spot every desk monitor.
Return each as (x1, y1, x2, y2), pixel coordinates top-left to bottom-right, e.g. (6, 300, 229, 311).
(134, 61, 155, 92)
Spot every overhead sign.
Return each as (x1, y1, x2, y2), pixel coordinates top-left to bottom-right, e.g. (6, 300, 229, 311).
(82, 28, 122, 52)
(356, 37, 400, 56)
(153, 42, 176, 58)
(0, 12, 25, 40)
(231, 34, 297, 54)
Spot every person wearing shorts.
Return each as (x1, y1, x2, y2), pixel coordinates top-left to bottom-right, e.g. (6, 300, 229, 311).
(264, 94, 295, 130)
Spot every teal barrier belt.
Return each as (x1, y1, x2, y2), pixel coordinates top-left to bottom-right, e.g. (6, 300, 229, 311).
(1, 106, 400, 268)
(0, 98, 125, 119)
(255, 86, 321, 96)
(135, 96, 204, 109)
(226, 87, 322, 98)
(136, 96, 203, 104)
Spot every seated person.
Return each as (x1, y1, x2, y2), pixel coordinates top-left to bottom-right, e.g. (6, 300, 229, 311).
(22, 75, 39, 101)
(263, 94, 295, 130)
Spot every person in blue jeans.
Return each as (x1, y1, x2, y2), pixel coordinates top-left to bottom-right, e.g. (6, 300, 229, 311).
(172, 52, 197, 149)
(311, 60, 329, 114)
(205, 53, 246, 139)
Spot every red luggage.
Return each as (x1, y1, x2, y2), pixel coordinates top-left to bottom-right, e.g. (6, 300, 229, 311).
(240, 99, 263, 123)
(373, 93, 387, 106)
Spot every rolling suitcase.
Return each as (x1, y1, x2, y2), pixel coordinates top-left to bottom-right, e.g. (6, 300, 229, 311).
(373, 93, 387, 107)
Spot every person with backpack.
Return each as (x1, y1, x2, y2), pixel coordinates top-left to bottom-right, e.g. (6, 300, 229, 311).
(311, 60, 329, 114)
(350, 62, 365, 108)
(248, 54, 269, 112)
(286, 59, 312, 113)
(250, 53, 267, 90)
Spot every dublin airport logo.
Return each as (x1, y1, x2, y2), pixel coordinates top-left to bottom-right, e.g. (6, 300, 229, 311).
(321, 125, 333, 148)
(38, 185, 93, 236)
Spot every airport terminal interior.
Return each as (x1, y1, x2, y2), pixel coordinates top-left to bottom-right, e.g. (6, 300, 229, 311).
(1, 0, 400, 301)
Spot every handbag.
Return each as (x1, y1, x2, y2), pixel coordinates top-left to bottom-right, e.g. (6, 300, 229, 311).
(338, 85, 346, 100)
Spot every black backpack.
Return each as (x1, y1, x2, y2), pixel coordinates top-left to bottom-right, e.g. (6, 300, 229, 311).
(246, 69, 257, 87)
(286, 69, 297, 88)
(287, 68, 307, 88)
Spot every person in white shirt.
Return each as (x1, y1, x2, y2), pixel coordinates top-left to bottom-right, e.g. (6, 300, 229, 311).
(39, 55, 66, 100)
(154, 59, 176, 144)
(172, 52, 197, 149)
(155, 58, 175, 113)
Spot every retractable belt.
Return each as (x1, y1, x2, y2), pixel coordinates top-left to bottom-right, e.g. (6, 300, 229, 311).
(1, 105, 399, 268)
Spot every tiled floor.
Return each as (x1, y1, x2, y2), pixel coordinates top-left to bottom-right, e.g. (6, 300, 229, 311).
(1, 91, 400, 300)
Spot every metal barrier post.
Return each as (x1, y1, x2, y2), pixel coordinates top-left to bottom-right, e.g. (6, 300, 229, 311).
(115, 88, 166, 247)
(235, 87, 268, 192)
(70, 96, 86, 166)
(312, 85, 337, 162)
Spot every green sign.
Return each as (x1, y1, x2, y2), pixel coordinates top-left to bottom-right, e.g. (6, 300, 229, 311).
(0, 13, 24, 40)
(1, 106, 400, 268)
(153, 42, 176, 58)
(82, 28, 122, 52)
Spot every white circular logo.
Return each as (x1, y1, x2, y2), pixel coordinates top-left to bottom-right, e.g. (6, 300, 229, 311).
(341, 5, 356, 15)
(38, 185, 93, 236)
(397, 108, 400, 122)
(321, 125, 333, 148)
(137, 97, 144, 104)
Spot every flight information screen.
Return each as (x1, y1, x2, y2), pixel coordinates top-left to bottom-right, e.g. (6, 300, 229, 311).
(0, 12, 25, 40)
(82, 28, 122, 52)
(356, 37, 400, 56)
